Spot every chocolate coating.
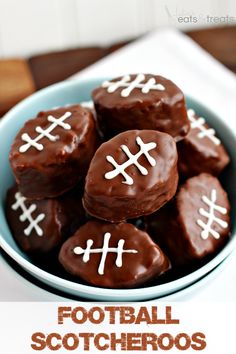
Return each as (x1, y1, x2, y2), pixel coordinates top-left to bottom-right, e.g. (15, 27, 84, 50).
(93, 74, 190, 141)
(177, 109, 230, 178)
(147, 173, 231, 266)
(59, 220, 171, 288)
(84, 130, 178, 222)
(58, 183, 87, 237)
(6, 185, 86, 253)
(9, 105, 99, 199)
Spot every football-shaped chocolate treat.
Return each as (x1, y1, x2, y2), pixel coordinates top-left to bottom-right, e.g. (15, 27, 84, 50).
(59, 220, 171, 288)
(92, 74, 190, 141)
(147, 173, 231, 266)
(83, 130, 178, 222)
(9, 105, 99, 199)
(177, 109, 230, 178)
(6, 185, 87, 253)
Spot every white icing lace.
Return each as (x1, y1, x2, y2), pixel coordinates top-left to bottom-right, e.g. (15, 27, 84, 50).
(188, 109, 221, 145)
(12, 192, 45, 236)
(105, 136, 157, 185)
(74, 232, 138, 275)
(102, 74, 165, 97)
(19, 111, 72, 153)
(197, 189, 228, 240)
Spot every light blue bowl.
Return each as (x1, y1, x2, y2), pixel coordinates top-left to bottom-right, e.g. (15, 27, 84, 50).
(0, 78, 235, 301)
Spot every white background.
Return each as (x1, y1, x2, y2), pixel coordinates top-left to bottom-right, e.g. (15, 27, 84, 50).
(0, 302, 235, 353)
(0, 0, 236, 57)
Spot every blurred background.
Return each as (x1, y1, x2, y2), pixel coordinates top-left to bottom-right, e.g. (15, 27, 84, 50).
(0, 0, 236, 56)
(0, 0, 236, 115)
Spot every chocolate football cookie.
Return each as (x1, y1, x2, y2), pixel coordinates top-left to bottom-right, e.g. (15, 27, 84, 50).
(83, 129, 178, 222)
(6, 185, 87, 253)
(147, 173, 231, 266)
(177, 109, 230, 178)
(59, 220, 171, 288)
(92, 74, 190, 141)
(9, 104, 99, 199)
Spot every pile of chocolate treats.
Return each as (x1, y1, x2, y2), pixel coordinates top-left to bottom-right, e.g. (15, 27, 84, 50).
(6, 74, 231, 289)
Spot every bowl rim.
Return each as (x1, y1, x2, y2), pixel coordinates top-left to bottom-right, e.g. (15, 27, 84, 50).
(1, 233, 235, 299)
(0, 245, 233, 302)
(0, 77, 235, 299)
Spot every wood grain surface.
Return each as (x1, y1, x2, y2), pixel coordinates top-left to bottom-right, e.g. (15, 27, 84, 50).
(0, 59, 35, 116)
(187, 26, 236, 73)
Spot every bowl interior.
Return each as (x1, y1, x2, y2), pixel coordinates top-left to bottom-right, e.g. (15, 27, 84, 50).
(0, 78, 235, 301)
